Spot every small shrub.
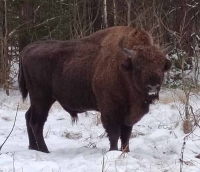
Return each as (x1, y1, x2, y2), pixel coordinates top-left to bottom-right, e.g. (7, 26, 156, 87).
(63, 131, 82, 140)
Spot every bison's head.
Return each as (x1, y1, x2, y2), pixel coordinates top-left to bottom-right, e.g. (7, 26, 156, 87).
(119, 37, 175, 103)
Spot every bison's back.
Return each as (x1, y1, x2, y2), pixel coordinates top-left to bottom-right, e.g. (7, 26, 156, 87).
(20, 39, 100, 111)
(85, 26, 153, 50)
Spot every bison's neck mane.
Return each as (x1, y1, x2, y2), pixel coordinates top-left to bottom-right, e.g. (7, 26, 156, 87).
(123, 77, 159, 107)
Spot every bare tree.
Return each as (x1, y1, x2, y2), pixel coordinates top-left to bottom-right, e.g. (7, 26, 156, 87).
(0, 0, 10, 95)
(126, 0, 131, 26)
(113, 0, 117, 26)
(103, 0, 108, 28)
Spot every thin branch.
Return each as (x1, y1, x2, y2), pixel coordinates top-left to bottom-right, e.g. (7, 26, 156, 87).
(33, 16, 60, 28)
(180, 125, 198, 171)
(8, 21, 32, 38)
(190, 105, 200, 128)
(8, 16, 61, 39)
(0, 103, 19, 152)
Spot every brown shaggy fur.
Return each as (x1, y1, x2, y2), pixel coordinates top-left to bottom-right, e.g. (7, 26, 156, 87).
(19, 26, 172, 153)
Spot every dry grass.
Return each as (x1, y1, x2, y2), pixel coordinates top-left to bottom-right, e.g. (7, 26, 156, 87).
(2, 116, 12, 121)
(130, 130, 145, 138)
(63, 131, 82, 140)
(92, 112, 102, 126)
(159, 89, 186, 104)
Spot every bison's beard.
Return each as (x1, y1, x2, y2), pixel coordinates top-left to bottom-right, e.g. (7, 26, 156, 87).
(145, 93, 159, 104)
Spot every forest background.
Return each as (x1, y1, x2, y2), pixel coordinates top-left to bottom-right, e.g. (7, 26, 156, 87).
(0, 0, 200, 126)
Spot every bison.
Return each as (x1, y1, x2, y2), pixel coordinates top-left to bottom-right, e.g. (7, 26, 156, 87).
(18, 26, 175, 153)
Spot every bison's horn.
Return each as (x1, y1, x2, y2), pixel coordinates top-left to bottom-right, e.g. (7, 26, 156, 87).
(163, 34, 176, 55)
(118, 37, 136, 58)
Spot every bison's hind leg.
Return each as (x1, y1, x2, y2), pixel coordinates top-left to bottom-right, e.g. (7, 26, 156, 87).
(28, 91, 55, 153)
(25, 107, 38, 150)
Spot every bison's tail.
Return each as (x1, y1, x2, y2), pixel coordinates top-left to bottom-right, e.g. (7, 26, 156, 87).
(18, 56, 28, 101)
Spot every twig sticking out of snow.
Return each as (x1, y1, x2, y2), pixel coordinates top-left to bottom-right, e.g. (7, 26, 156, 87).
(0, 103, 19, 152)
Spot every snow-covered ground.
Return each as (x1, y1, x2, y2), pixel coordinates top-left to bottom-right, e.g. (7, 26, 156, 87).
(1, 89, 200, 172)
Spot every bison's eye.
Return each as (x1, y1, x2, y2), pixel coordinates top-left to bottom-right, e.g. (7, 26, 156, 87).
(121, 58, 141, 74)
(131, 59, 141, 74)
(121, 58, 132, 71)
(133, 65, 141, 74)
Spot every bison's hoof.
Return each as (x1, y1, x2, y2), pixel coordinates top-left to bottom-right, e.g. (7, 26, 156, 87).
(109, 147, 118, 151)
(196, 154, 200, 159)
(39, 148, 50, 153)
(28, 145, 38, 151)
(41, 150, 50, 153)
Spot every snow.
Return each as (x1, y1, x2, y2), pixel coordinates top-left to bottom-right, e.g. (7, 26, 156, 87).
(1, 89, 200, 172)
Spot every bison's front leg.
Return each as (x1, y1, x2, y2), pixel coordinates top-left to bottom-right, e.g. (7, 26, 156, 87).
(105, 123, 120, 150)
(98, 99, 121, 150)
(120, 124, 133, 152)
(101, 117, 119, 150)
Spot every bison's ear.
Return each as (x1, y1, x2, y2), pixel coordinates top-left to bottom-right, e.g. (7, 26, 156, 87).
(121, 58, 132, 71)
(164, 59, 172, 72)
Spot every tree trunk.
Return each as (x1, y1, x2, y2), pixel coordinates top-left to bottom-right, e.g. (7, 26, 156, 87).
(2, 0, 10, 95)
(127, 0, 131, 26)
(113, 0, 117, 26)
(103, 0, 108, 28)
(19, 0, 34, 52)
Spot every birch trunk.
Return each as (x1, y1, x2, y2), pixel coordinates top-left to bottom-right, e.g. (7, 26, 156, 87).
(103, 0, 108, 28)
(127, 0, 131, 26)
(3, 0, 10, 95)
(113, 0, 117, 26)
